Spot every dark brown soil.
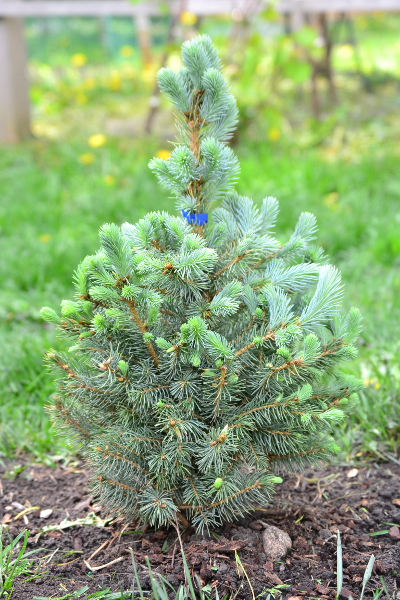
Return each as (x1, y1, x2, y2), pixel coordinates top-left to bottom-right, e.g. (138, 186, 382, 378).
(1, 461, 399, 599)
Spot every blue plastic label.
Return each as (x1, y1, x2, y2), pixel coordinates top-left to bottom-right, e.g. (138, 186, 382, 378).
(181, 209, 208, 225)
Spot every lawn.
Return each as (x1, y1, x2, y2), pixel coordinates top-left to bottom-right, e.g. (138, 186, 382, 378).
(0, 13, 399, 465)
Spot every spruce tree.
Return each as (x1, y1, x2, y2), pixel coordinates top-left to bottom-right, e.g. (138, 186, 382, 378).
(41, 35, 362, 532)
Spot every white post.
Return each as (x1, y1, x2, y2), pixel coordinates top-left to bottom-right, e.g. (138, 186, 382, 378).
(136, 13, 151, 66)
(289, 10, 305, 31)
(0, 16, 30, 142)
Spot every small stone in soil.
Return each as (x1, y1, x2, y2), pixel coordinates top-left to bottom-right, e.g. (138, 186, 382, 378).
(318, 528, 332, 539)
(262, 525, 292, 560)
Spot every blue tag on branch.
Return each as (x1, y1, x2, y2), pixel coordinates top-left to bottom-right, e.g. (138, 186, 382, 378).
(181, 208, 208, 225)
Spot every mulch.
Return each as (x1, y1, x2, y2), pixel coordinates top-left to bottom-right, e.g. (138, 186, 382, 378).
(1, 460, 399, 599)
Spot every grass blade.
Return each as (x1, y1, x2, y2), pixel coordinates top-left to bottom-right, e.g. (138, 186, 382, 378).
(336, 530, 343, 599)
(360, 554, 375, 600)
(129, 548, 146, 600)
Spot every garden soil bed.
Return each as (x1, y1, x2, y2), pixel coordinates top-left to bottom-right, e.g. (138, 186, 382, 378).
(1, 461, 399, 599)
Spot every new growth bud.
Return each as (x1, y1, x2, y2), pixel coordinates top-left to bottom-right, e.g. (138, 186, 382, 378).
(214, 478, 223, 490)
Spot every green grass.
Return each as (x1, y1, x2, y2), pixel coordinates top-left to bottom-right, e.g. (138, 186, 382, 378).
(1, 129, 399, 463)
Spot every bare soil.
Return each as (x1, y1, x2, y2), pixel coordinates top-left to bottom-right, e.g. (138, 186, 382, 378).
(1, 461, 399, 599)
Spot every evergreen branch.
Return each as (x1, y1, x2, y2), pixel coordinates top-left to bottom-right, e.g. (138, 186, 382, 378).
(266, 446, 326, 461)
(235, 330, 274, 358)
(211, 251, 249, 280)
(240, 251, 280, 276)
(140, 385, 170, 396)
(94, 446, 148, 474)
(127, 300, 159, 367)
(160, 308, 174, 317)
(208, 480, 263, 509)
(97, 476, 142, 493)
(261, 429, 293, 437)
(258, 346, 339, 390)
(151, 240, 166, 252)
(249, 441, 260, 463)
(214, 365, 227, 417)
(51, 400, 92, 438)
(235, 397, 297, 420)
(230, 314, 257, 344)
(82, 293, 109, 310)
(55, 359, 112, 396)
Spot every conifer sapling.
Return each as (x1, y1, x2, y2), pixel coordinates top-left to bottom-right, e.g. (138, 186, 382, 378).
(41, 35, 362, 532)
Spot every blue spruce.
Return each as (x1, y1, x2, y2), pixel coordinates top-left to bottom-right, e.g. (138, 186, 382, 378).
(41, 35, 362, 532)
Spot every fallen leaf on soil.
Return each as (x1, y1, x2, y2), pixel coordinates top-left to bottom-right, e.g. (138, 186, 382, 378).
(249, 521, 262, 530)
(340, 588, 354, 598)
(264, 571, 283, 585)
(389, 526, 400, 541)
(1, 513, 12, 524)
(316, 583, 330, 594)
(392, 498, 400, 507)
(209, 540, 249, 553)
(40, 509, 53, 519)
(72, 495, 93, 511)
(264, 560, 273, 572)
(375, 559, 389, 574)
(287, 597, 303, 600)
(347, 468, 358, 478)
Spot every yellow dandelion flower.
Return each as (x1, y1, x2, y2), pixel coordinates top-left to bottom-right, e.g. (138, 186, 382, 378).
(71, 53, 88, 68)
(104, 174, 116, 186)
(75, 93, 88, 105)
(338, 45, 354, 59)
(109, 71, 122, 91)
(120, 45, 134, 58)
(40, 234, 52, 244)
(156, 149, 171, 160)
(79, 153, 95, 165)
(374, 382, 381, 390)
(268, 127, 281, 142)
(88, 134, 107, 148)
(141, 69, 155, 83)
(180, 11, 197, 26)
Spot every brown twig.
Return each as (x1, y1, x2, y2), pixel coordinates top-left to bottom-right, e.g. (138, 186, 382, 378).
(127, 300, 159, 367)
(211, 251, 249, 280)
(235, 330, 274, 358)
(83, 556, 124, 572)
(171, 543, 177, 568)
(88, 539, 109, 562)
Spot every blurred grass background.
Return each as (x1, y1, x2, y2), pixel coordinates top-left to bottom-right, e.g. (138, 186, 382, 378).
(0, 10, 399, 465)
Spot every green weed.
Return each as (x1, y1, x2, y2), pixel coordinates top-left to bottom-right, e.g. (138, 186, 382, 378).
(0, 526, 43, 597)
